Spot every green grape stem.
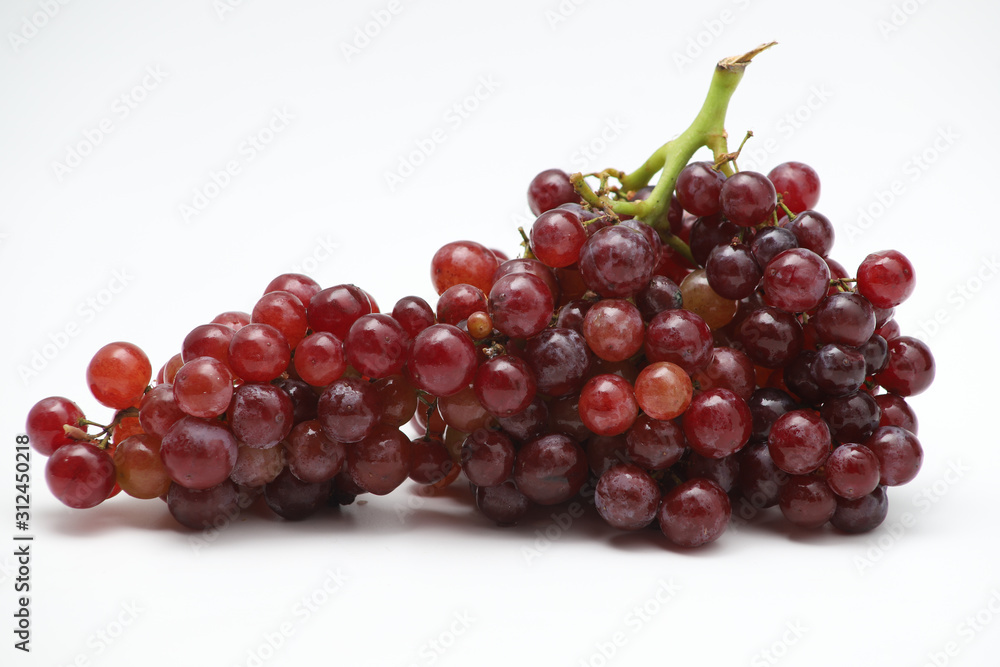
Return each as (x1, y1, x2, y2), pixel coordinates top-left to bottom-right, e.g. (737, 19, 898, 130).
(572, 42, 776, 236)
(67, 406, 141, 450)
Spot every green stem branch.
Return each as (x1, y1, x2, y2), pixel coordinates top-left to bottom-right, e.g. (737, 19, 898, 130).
(572, 42, 776, 234)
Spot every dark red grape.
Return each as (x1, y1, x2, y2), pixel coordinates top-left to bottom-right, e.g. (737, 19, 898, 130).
(474, 355, 537, 417)
(857, 250, 915, 309)
(767, 162, 821, 213)
(264, 468, 331, 520)
(264, 273, 321, 307)
(345, 313, 410, 379)
(644, 309, 714, 374)
(182, 323, 234, 367)
(285, 420, 346, 483)
(595, 464, 660, 530)
(582, 299, 644, 362)
(435, 284, 488, 327)
(294, 332, 346, 386)
(675, 161, 725, 216)
(689, 214, 739, 267)
(26, 396, 85, 456)
(475, 480, 530, 526)
(736, 307, 803, 368)
(830, 486, 888, 533)
(527, 168, 578, 215)
(308, 284, 372, 340)
(347, 424, 412, 495)
(228, 323, 290, 383)
(578, 374, 638, 436)
(778, 475, 836, 528)
(875, 336, 935, 396)
(750, 226, 798, 268)
(811, 343, 867, 397)
(625, 414, 686, 470)
(161, 417, 238, 489)
(430, 240, 500, 295)
(405, 324, 477, 397)
(513, 434, 588, 505)
(166, 480, 242, 530)
(864, 426, 922, 486)
(767, 409, 831, 475)
(408, 438, 455, 485)
(736, 441, 786, 509)
(461, 428, 516, 487)
(825, 444, 881, 500)
(489, 272, 554, 339)
(45, 443, 115, 508)
(682, 388, 752, 459)
(229, 383, 294, 449)
(875, 393, 918, 434)
(317, 377, 381, 444)
(392, 295, 436, 338)
(762, 248, 831, 312)
(522, 328, 591, 397)
(252, 291, 308, 349)
(658, 478, 731, 547)
(690, 347, 756, 400)
(784, 210, 834, 256)
(578, 225, 656, 298)
(530, 208, 587, 268)
(706, 243, 761, 300)
(747, 388, 798, 441)
(813, 293, 876, 347)
(635, 276, 683, 320)
(720, 171, 776, 227)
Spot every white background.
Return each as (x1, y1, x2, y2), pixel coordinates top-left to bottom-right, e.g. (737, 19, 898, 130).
(2, 1, 998, 666)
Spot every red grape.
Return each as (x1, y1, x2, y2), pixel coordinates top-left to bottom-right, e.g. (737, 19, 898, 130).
(45, 443, 116, 509)
(86, 342, 151, 409)
(26, 396, 85, 456)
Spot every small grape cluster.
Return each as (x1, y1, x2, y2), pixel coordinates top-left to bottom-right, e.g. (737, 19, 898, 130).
(25, 156, 933, 548)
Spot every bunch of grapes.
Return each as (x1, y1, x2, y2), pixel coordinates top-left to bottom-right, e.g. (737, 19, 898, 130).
(24, 44, 934, 547)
